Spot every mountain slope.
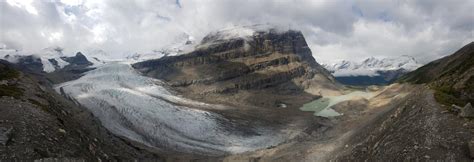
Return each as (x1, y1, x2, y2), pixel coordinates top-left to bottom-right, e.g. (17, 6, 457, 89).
(399, 42, 474, 106)
(335, 42, 474, 161)
(337, 85, 473, 161)
(0, 60, 162, 160)
(133, 26, 340, 109)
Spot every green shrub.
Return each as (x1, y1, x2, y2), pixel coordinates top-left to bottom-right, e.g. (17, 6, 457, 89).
(0, 66, 20, 80)
(0, 85, 23, 98)
(433, 90, 465, 108)
(28, 98, 50, 112)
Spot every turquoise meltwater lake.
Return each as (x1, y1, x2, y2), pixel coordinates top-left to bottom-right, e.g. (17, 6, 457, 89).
(300, 91, 377, 117)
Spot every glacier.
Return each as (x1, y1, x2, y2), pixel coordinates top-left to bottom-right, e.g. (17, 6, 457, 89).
(54, 62, 287, 155)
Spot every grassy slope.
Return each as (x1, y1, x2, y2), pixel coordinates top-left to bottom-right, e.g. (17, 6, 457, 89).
(398, 42, 474, 106)
(0, 61, 23, 98)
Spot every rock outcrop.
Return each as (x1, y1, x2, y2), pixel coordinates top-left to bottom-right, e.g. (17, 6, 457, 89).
(459, 103, 474, 118)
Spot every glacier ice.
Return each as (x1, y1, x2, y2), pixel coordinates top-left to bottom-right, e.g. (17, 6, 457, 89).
(55, 62, 287, 155)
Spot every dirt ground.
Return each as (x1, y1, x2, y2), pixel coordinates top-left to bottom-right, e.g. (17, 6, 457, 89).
(217, 84, 472, 161)
(336, 85, 474, 161)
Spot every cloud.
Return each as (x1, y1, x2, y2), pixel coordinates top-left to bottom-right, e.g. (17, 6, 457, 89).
(1, 0, 473, 63)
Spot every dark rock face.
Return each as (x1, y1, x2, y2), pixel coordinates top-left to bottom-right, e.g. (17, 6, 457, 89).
(61, 52, 92, 66)
(15, 56, 44, 73)
(133, 30, 336, 97)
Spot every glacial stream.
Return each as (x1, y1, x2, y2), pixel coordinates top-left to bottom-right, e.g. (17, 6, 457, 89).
(300, 91, 377, 117)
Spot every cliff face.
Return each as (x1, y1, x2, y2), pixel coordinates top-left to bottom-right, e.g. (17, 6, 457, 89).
(133, 28, 339, 108)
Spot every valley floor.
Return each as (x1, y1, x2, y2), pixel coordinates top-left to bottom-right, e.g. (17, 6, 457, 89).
(221, 84, 473, 161)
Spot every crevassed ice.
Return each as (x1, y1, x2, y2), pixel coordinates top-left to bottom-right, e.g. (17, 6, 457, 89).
(55, 62, 285, 155)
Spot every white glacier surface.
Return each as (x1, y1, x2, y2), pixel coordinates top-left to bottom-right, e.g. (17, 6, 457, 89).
(54, 62, 286, 155)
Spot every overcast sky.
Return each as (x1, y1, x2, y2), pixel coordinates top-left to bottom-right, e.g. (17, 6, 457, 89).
(1, 0, 473, 64)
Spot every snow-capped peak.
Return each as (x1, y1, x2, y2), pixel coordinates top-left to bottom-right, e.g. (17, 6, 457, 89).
(0, 46, 73, 72)
(324, 55, 422, 77)
(125, 33, 196, 62)
(200, 24, 292, 45)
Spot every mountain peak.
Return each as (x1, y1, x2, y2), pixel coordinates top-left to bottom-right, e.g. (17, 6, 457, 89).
(200, 24, 296, 45)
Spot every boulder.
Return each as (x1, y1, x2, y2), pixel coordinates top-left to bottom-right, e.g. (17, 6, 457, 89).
(0, 127, 12, 146)
(452, 104, 463, 113)
(459, 103, 474, 118)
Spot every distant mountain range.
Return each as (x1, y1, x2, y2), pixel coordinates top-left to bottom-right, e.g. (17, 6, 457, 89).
(0, 33, 196, 73)
(0, 47, 93, 73)
(323, 55, 422, 86)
